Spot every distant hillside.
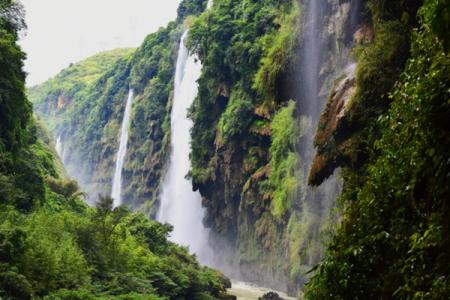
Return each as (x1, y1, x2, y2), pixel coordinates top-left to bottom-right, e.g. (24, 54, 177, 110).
(28, 0, 208, 218)
(30, 48, 135, 118)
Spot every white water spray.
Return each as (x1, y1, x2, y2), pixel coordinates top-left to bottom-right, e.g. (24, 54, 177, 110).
(111, 89, 134, 207)
(158, 31, 214, 265)
(55, 136, 67, 164)
(55, 136, 63, 158)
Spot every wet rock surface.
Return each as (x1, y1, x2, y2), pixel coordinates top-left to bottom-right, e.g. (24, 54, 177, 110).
(309, 64, 357, 186)
(259, 291, 285, 300)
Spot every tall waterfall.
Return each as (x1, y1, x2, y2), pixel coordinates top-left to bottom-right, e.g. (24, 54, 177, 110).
(157, 31, 213, 265)
(294, 0, 362, 268)
(111, 89, 134, 207)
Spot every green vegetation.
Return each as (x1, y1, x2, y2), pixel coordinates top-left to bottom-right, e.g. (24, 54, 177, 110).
(0, 0, 29, 154)
(20, 0, 450, 297)
(187, 0, 299, 184)
(306, 0, 450, 298)
(186, 0, 308, 292)
(29, 46, 136, 200)
(265, 101, 299, 218)
(29, 48, 135, 114)
(29, 0, 308, 291)
(29, 0, 209, 215)
(217, 87, 254, 145)
(177, 0, 208, 22)
(253, 3, 300, 105)
(1, 1, 229, 299)
(186, 0, 450, 295)
(1, 196, 230, 299)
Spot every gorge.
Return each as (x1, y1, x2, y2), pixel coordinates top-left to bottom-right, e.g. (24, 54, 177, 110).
(1, 0, 448, 298)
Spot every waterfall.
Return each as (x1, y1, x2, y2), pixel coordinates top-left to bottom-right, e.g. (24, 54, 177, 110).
(157, 31, 214, 265)
(55, 136, 63, 158)
(61, 147, 67, 165)
(299, 0, 362, 166)
(55, 135, 67, 164)
(111, 89, 134, 207)
(294, 0, 362, 269)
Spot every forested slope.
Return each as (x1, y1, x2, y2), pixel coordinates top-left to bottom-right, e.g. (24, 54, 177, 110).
(0, 1, 230, 299)
(306, 0, 450, 298)
(29, 0, 209, 216)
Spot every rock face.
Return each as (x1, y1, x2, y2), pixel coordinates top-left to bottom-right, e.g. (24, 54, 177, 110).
(309, 64, 357, 186)
(308, 21, 376, 187)
(187, 0, 365, 294)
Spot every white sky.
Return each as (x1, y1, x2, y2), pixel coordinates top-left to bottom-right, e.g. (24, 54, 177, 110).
(19, 0, 181, 86)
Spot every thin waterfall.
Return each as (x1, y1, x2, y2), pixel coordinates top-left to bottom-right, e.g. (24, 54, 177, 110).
(157, 31, 214, 265)
(55, 136, 63, 158)
(55, 135, 67, 164)
(61, 146, 67, 165)
(299, 0, 324, 167)
(111, 89, 134, 207)
(295, 0, 362, 270)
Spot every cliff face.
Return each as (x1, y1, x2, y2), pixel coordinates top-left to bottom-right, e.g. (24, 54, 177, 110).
(306, 0, 450, 297)
(186, 0, 364, 293)
(308, 64, 357, 186)
(29, 0, 209, 215)
(308, 0, 421, 188)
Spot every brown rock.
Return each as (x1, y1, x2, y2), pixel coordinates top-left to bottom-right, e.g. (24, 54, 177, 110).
(354, 24, 374, 45)
(309, 64, 356, 185)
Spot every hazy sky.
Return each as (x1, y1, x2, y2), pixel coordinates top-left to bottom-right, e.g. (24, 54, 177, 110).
(19, 0, 181, 86)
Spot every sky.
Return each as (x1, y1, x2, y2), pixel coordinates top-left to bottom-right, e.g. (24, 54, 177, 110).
(19, 0, 181, 86)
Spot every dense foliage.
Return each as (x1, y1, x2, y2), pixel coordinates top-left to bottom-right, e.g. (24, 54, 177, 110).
(1, 197, 230, 300)
(0, 0, 29, 154)
(1, 1, 229, 299)
(186, 0, 303, 290)
(264, 101, 299, 218)
(306, 0, 450, 298)
(30, 48, 134, 119)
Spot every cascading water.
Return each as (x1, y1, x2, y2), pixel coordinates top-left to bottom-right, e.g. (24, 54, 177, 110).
(55, 136, 63, 158)
(157, 31, 214, 265)
(298, 0, 362, 186)
(294, 0, 362, 270)
(55, 136, 67, 164)
(111, 89, 134, 207)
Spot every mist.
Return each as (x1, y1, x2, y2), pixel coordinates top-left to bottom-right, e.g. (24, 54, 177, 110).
(19, 0, 181, 86)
